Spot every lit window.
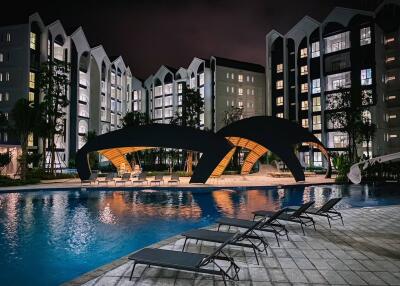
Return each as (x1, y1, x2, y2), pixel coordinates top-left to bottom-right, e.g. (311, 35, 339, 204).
(178, 83, 183, 94)
(226, 86, 229, 93)
(238, 74, 243, 82)
(311, 42, 320, 58)
(385, 36, 395, 44)
(28, 133, 34, 147)
(238, 101, 243, 108)
(5, 72, 10, 81)
(301, 100, 308, 110)
(29, 92, 35, 102)
(29, 72, 35, 89)
(6, 32, 11, 42)
(361, 69, 372, 85)
(313, 97, 321, 112)
(0, 53, 3, 62)
(326, 72, 351, 91)
(231, 73, 234, 79)
(389, 134, 398, 139)
(247, 89, 250, 95)
(231, 86, 235, 93)
(246, 75, 250, 82)
(251, 76, 254, 82)
(154, 85, 163, 97)
(226, 100, 229, 107)
(5, 92, 9, 101)
(301, 83, 308, 93)
(276, 64, 283, 73)
(164, 83, 173, 95)
(3, 132, 7, 142)
(300, 65, 308, 76)
(325, 31, 350, 54)
(226, 72, 229, 79)
(360, 27, 371, 46)
(388, 114, 397, 120)
(362, 110, 372, 124)
(312, 78, 321, 94)
(238, 88, 243, 95)
(276, 80, 283, 90)
(199, 73, 205, 85)
(315, 133, 321, 141)
(302, 119, 309, 128)
(386, 75, 396, 83)
(386, 56, 395, 63)
(313, 115, 321, 130)
(276, 96, 284, 106)
(277, 113, 284, 118)
(0, 73, 2, 81)
(30, 32, 36, 50)
(251, 89, 254, 95)
(300, 48, 308, 58)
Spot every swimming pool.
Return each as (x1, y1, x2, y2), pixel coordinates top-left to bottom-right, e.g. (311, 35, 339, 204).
(0, 184, 399, 285)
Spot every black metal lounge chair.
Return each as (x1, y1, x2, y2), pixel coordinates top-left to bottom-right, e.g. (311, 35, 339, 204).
(97, 173, 116, 185)
(150, 174, 164, 185)
(132, 173, 148, 185)
(81, 173, 98, 185)
(287, 198, 344, 228)
(181, 218, 268, 265)
(168, 174, 180, 184)
(216, 208, 289, 246)
(128, 233, 241, 285)
(115, 172, 131, 186)
(253, 201, 316, 235)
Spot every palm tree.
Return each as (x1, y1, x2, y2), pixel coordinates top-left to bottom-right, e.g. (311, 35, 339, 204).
(9, 99, 36, 180)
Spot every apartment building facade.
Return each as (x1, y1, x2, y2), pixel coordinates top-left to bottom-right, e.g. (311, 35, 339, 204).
(265, 0, 400, 168)
(140, 56, 266, 131)
(0, 13, 133, 173)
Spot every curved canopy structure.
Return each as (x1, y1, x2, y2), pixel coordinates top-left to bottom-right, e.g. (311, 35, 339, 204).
(76, 124, 233, 183)
(216, 116, 331, 181)
(76, 117, 331, 184)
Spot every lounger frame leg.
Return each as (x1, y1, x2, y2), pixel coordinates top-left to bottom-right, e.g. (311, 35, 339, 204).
(129, 262, 137, 281)
(182, 238, 188, 251)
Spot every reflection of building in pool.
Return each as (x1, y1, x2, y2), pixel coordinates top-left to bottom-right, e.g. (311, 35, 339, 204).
(96, 191, 202, 220)
(76, 117, 330, 184)
(211, 189, 281, 219)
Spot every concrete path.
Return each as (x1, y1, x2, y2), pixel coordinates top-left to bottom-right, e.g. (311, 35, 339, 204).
(65, 205, 400, 286)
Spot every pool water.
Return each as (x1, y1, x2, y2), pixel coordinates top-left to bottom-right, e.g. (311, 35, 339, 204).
(0, 184, 399, 286)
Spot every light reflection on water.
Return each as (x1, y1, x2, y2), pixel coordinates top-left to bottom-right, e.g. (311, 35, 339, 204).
(0, 184, 399, 286)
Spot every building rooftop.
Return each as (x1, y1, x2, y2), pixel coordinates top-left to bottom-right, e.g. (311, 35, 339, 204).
(213, 56, 265, 73)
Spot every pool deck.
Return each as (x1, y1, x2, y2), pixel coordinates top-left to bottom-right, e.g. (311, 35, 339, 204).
(64, 205, 400, 286)
(0, 174, 335, 192)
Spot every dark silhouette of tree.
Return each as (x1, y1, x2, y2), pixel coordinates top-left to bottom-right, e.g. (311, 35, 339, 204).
(37, 60, 71, 174)
(9, 99, 37, 180)
(121, 111, 149, 127)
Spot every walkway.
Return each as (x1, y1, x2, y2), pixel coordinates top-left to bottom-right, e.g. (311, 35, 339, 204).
(65, 205, 400, 286)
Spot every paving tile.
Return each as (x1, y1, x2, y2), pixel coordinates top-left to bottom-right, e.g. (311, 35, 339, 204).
(282, 268, 308, 283)
(337, 270, 367, 285)
(302, 270, 327, 284)
(318, 270, 347, 284)
(375, 272, 400, 285)
(356, 271, 387, 285)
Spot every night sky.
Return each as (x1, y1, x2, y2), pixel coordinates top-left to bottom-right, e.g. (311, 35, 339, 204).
(5, 0, 382, 79)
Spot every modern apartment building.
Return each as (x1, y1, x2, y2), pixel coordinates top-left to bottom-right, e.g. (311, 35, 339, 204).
(141, 56, 266, 131)
(265, 0, 400, 168)
(0, 13, 133, 173)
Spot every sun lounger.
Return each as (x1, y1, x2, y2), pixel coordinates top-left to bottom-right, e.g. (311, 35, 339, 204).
(115, 172, 131, 186)
(97, 173, 116, 185)
(81, 173, 98, 185)
(150, 174, 164, 185)
(253, 201, 316, 235)
(168, 174, 180, 184)
(132, 173, 148, 185)
(128, 233, 241, 285)
(216, 208, 289, 246)
(181, 218, 268, 265)
(287, 198, 343, 228)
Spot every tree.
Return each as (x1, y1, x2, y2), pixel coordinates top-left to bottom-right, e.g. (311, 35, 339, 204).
(121, 111, 149, 127)
(0, 151, 12, 175)
(9, 99, 37, 180)
(326, 88, 370, 163)
(170, 88, 204, 173)
(359, 118, 376, 159)
(83, 130, 98, 170)
(223, 106, 243, 126)
(222, 106, 244, 170)
(37, 60, 71, 175)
